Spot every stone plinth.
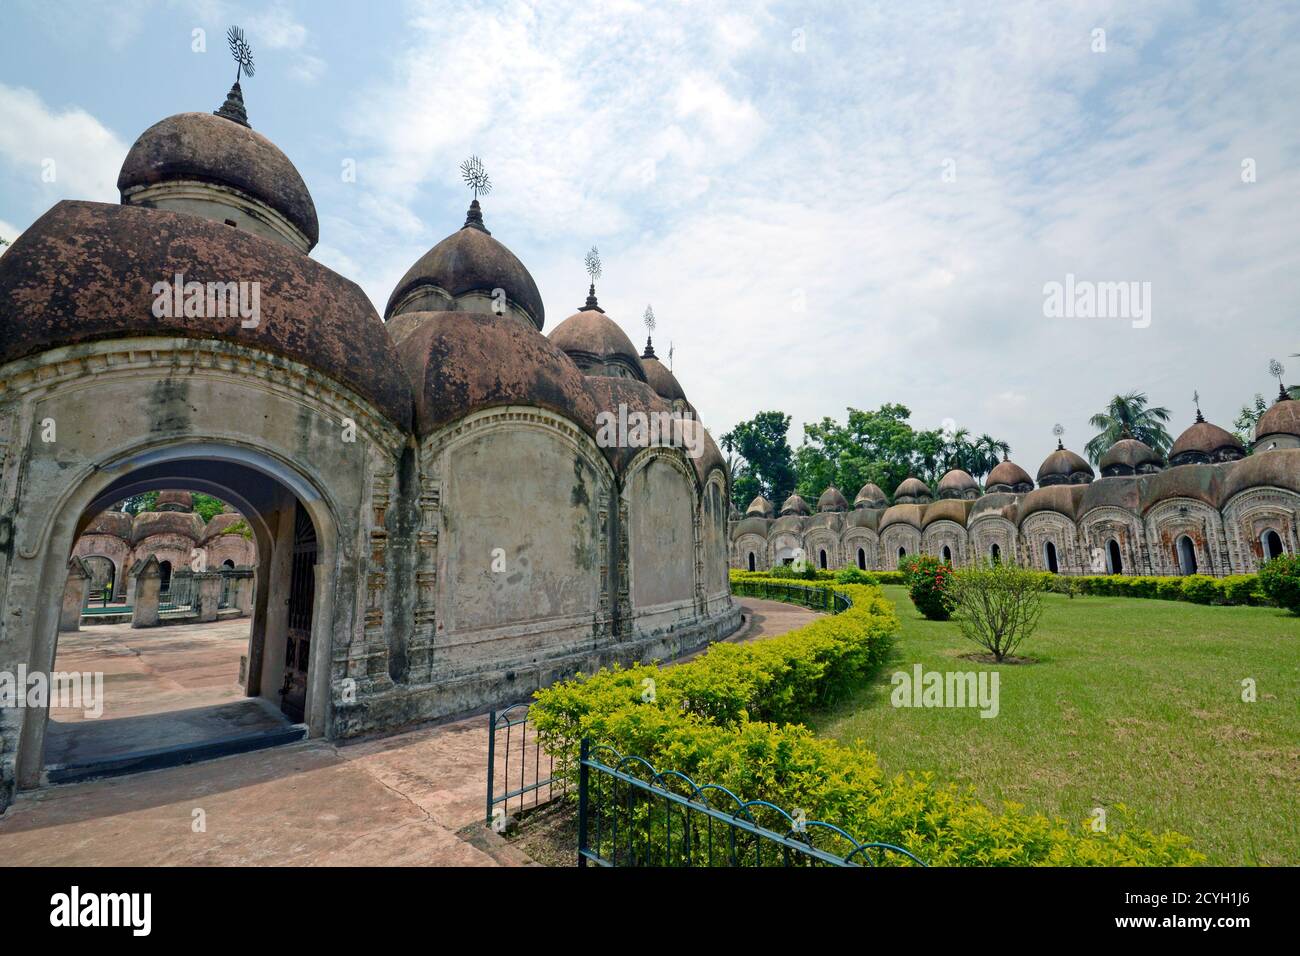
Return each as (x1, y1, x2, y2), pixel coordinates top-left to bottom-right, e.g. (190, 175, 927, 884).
(130, 555, 162, 628)
(60, 557, 91, 632)
(194, 572, 223, 622)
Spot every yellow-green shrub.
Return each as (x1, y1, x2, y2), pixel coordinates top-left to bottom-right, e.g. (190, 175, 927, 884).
(533, 574, 1202, 866)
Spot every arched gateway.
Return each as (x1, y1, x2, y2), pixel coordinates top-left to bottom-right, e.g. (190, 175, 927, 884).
(0, 79, 737, 809)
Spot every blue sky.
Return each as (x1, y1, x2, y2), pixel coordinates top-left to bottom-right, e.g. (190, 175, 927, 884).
(2, 0, 1298, 475)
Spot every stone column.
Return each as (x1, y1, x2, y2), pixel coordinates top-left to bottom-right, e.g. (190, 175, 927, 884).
(59, 557, 91, 632)
(194, 571, 223, 623)
(131, 555, 162, 628)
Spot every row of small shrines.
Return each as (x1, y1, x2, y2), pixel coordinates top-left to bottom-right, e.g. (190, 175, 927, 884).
(60, 554, 255, 632)
(69, 491, 257, 602)
(729, 407, 1300, 577)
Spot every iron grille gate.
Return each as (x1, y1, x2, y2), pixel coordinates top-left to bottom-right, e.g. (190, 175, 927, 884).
(485, 703, 566, 829)
(577, 739, 926, 867)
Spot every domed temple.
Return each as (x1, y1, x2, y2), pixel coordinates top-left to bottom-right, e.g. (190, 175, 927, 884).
(0, 79, 736, 806)
(731, 406, 1300, 577)
(70, 491, 256, 603)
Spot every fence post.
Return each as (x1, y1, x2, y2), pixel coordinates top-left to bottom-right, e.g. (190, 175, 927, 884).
(485, 710, 496, 826)
(577, 737, 590, 867)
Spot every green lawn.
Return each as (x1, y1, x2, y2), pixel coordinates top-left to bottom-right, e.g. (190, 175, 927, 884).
(807, 585, 1300, 865)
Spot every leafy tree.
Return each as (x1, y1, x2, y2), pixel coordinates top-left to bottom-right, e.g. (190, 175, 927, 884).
(1234, 394, 1268, 447)
(911, 428, 946, 484)
(720, 411, 796, 511)
(117, 490, 227, 521)
(970, 434, 1010, 481)
(120, 491, 159, 515)
(795, 404, 925, 499)
(1085, 390, 1173, 463)
(789, 405, 1012, 500)
(192, 493, 227, 522)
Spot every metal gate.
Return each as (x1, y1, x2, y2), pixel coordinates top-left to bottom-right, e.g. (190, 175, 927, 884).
(280, 503, 316, 723)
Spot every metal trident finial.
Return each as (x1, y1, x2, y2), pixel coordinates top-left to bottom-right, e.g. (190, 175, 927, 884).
(227, 26, 255, 83)
(460, 155, 492, 200)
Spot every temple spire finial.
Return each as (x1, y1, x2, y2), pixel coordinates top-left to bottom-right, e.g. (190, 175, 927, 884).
(215, 26, 255, 128)
(642, 304, 656, 357)
(1052, 423, 1065, 451)
(1193, 389, 1204, 423)
(459, 156, 492, 233)
(581, 246, 603, 312)
(1269, 359, 1288, 403)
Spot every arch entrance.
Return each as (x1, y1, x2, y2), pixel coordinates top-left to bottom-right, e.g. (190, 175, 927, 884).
(13, 442, 339, 791)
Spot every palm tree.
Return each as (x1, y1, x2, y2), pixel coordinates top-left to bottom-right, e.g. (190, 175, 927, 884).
(1085, 391, 1173, 463)
(971, 434, 1009, 480)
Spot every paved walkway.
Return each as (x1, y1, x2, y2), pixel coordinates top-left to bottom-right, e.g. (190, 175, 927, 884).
(0, 599, 818, 866)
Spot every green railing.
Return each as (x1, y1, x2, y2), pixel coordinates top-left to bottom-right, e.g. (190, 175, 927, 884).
(729, 579, 852, 614)
(578, 740, 925, 867)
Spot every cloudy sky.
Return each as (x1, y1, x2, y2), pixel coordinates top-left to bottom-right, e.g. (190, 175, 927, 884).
(2, 0, 1297, 473)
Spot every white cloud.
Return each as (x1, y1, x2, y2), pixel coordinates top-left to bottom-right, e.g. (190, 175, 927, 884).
(0, 85, 127, 210)
(6, 1, 1283, 474)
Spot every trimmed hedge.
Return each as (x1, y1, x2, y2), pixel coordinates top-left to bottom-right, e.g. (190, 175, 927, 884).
(735, 567, 1271, 606)
(532, 575, 1203, 866)
(1036, 571, 1268, 606)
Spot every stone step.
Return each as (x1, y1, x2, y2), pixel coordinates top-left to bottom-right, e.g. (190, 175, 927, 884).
(45, 724, 307, 786)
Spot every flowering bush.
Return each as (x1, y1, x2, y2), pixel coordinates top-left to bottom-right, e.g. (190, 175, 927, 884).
(902, 554, 957, 620)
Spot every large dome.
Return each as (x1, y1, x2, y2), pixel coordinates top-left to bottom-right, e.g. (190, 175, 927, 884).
(893, 477, 932, 503)
(1036, 443, 1094, 486)
(1169, 414, 1244, 465)
(986, 458, 1033, 492)
(549, 307, 645, 380)
(0, 201, 412, 429)
(131, 510, 204, 544)
(118, 110, 319, 251)
(639, 340, 686, 403)
(154, 490, 194, 512)
(393, 309, 595, 439)
(853, 483, 887, 509)
(1254, 397, 1300, 446)
(779, 493, 811, 516)
(386, 202, 544, 330)
(1099, 436, 1162, 477)
(816, 486, 849, 512)
(937, 468, 978, 499)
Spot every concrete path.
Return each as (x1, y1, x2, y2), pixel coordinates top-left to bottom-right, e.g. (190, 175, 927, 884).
(0, 598, 819, 866)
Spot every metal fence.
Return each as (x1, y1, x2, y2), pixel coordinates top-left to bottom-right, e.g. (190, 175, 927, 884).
(730, 579, 852, 614)
(485, 703, 566, 828)
(577, 740, 925, 867)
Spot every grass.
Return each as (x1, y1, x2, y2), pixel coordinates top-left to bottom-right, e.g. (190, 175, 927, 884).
(806, 585, 1300, 865)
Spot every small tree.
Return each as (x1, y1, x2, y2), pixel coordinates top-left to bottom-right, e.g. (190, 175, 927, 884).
(949, 561, 1046, 661)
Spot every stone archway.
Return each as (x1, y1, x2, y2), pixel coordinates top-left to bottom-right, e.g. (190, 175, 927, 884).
(11, 441, 341, 792)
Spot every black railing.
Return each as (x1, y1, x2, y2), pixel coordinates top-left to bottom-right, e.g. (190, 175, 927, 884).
(485, 703, 566, 830)
(577, 740, 925, 867)
(730, 579, 852, 614)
